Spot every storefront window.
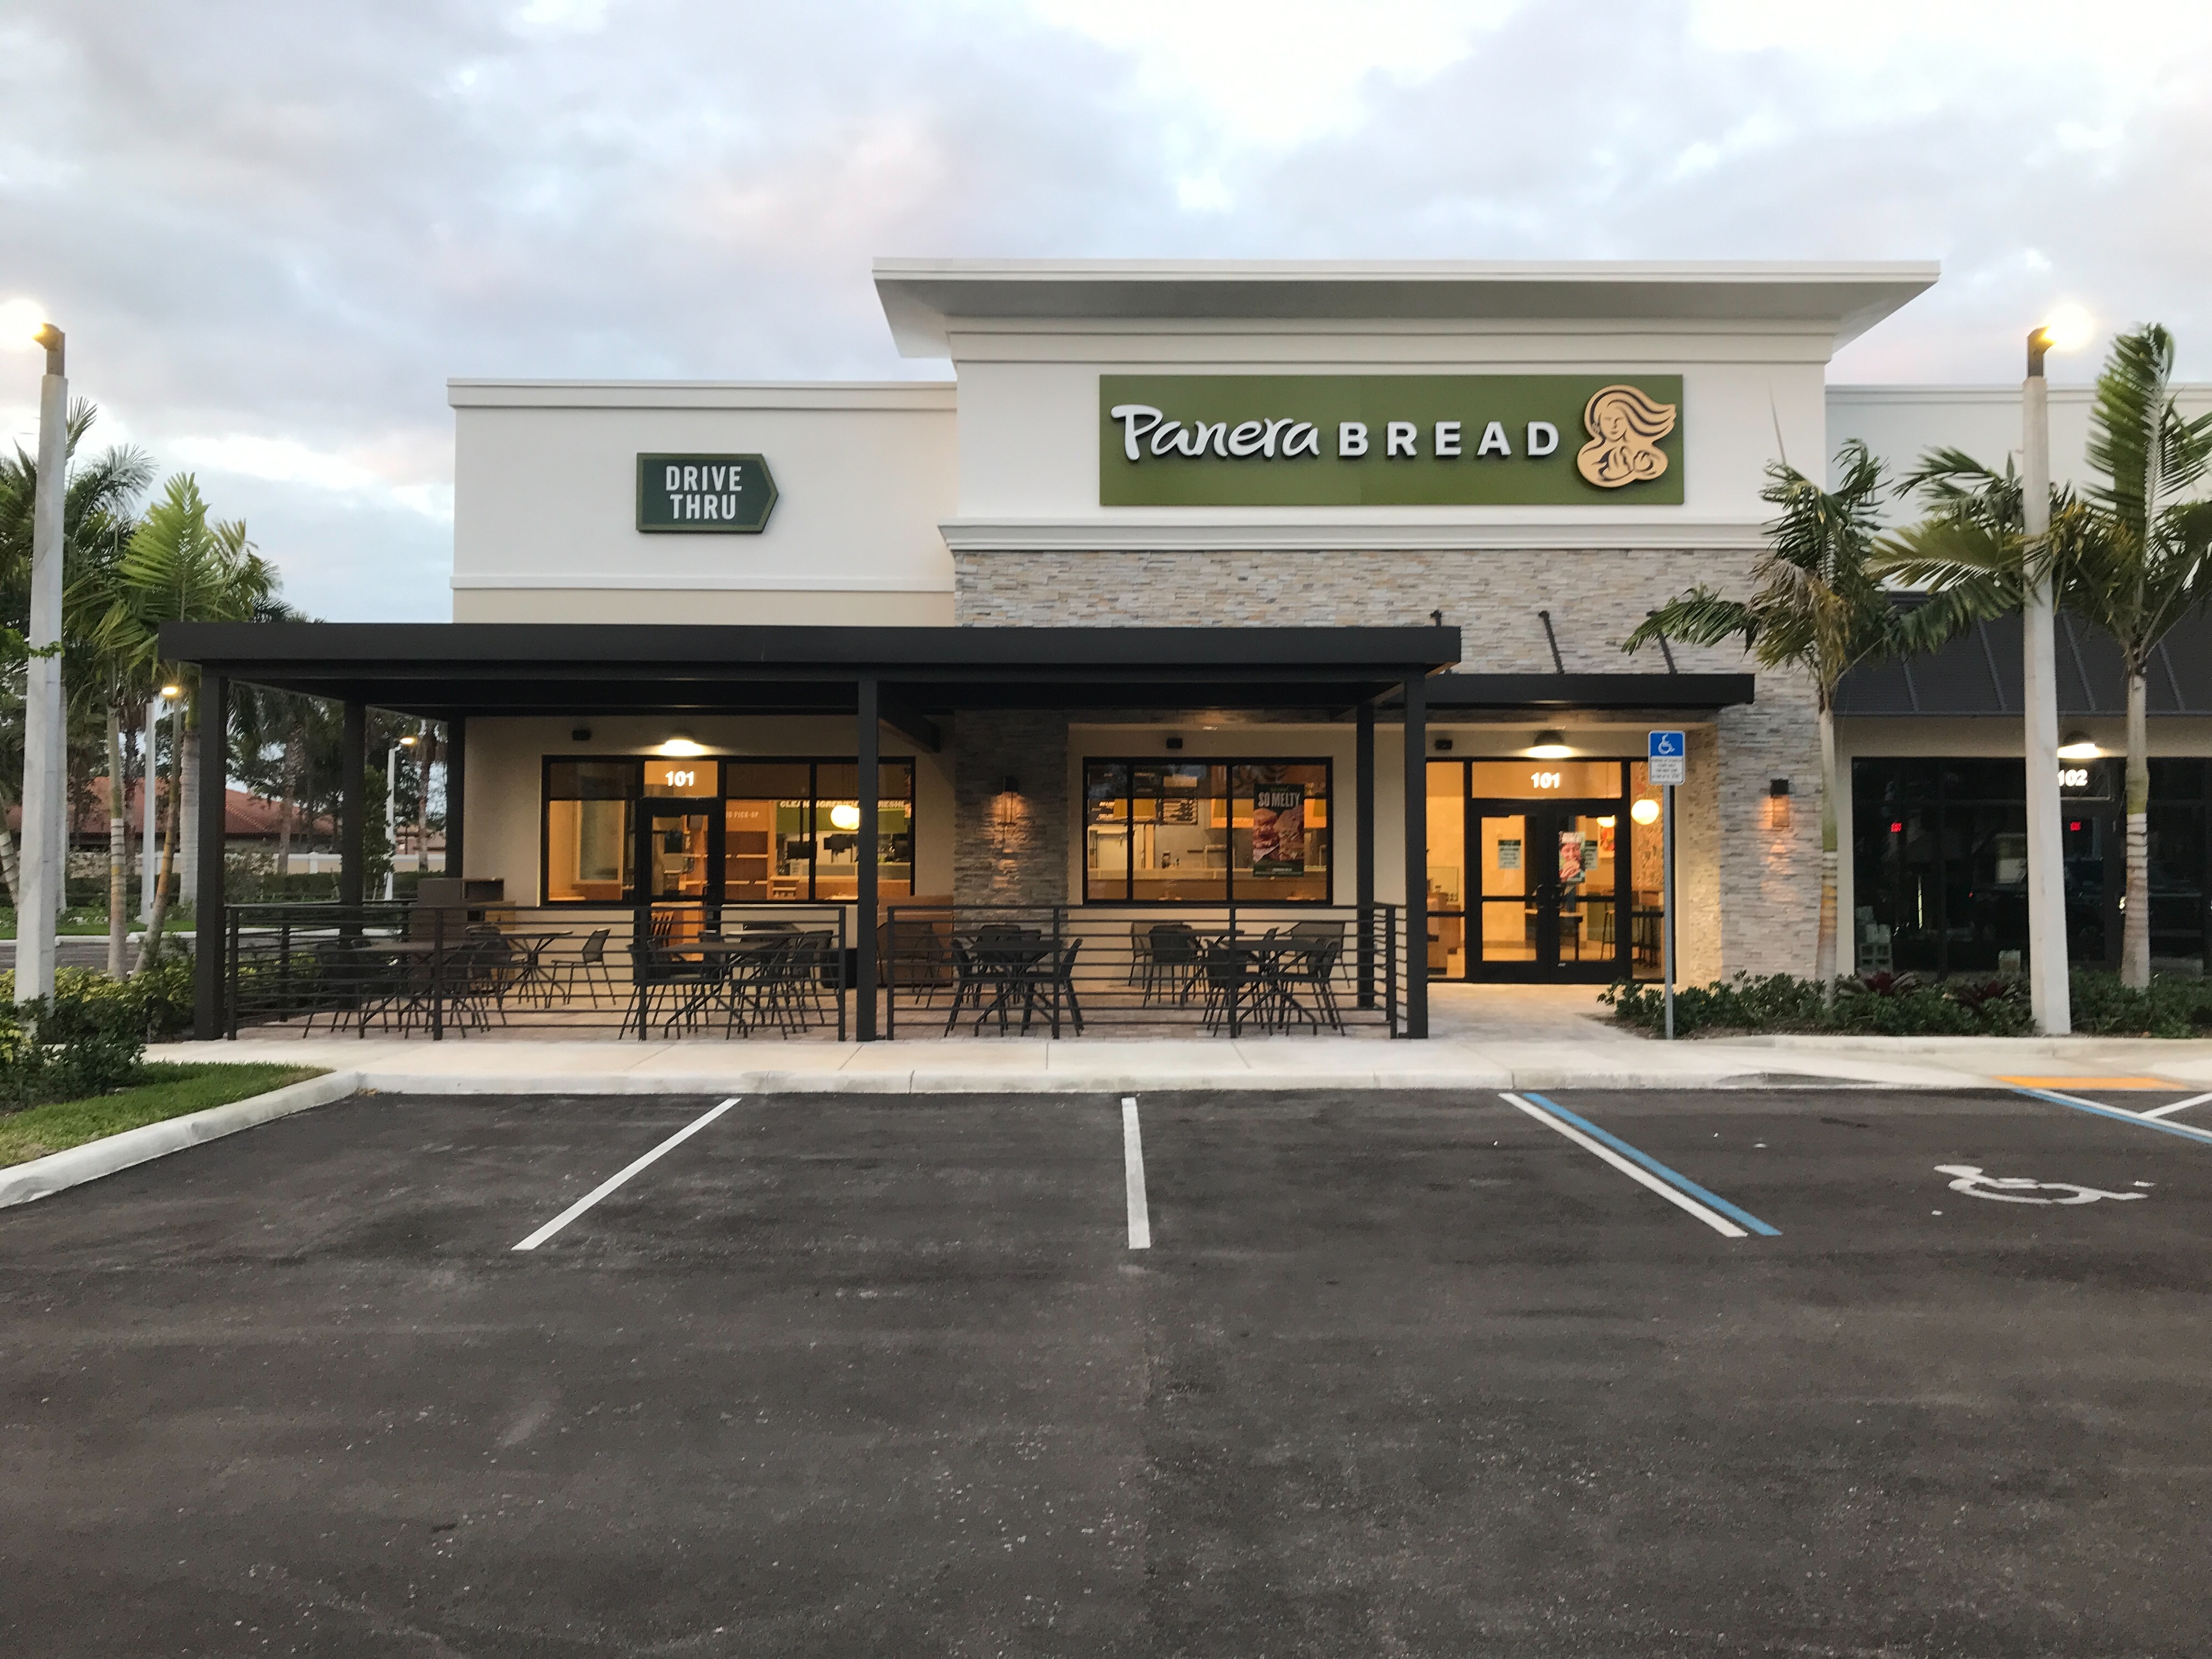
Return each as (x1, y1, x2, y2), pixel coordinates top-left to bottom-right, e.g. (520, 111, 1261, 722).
(541, 757, 916, 905)
(1082, 758, 1330, 904)
(544, 761, 639, 904)
(723, 761, 814, 902)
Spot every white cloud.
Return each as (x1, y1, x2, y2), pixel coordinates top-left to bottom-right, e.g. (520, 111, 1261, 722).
(1024, 0, 1522, 146)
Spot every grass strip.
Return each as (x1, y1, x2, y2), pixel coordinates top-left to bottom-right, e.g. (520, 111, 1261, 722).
(0, 1063, 331, 1168)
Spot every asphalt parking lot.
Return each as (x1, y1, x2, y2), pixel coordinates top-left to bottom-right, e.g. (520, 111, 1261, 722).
(3, 1084, 2208, 1657)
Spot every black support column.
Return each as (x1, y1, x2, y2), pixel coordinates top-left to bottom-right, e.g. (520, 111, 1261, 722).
(856, 678, 879, 1041)
(1401, 675, 1428, 1039)
(191, 672, 228, 1040)
(443, 715, 466, 881)
(340, 699, 366, 909)
(1356, 699, 1375, 1008)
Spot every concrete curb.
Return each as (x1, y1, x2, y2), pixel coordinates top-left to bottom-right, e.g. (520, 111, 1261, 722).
(324, 1064, 1904, 1097)
(0, 1071, 362, 1209)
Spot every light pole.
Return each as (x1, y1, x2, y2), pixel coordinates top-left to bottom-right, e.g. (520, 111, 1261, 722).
(383, 733, 416, 900)
(2022, 306, 2092, 1035)
(141, 684, 180, 923)
(7, 307, 66, 1006)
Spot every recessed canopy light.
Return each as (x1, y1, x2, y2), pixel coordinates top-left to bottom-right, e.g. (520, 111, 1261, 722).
(1528, 729, 1571, 760)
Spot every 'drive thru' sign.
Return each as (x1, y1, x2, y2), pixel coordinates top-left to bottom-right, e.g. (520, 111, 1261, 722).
(636, 453, 778, 534)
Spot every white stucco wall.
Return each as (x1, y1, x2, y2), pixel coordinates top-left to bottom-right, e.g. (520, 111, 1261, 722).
(1829, 383, 2212, 515)
(447, 381, 957, 624)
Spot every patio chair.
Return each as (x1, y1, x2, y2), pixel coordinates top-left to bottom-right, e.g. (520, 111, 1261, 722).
(553, 928, 616, 1008)
(1277, 924, 1347, 1032)
(1143, 922, 1200, 1005)
(1198, 939, 1261, 1035)
(622, 930, 717, 1037)
(1041, 937, 1085, 1035)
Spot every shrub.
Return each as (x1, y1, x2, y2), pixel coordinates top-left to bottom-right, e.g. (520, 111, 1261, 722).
(1604, 967, 2204, 1038)
(0, 989, 149, 1110)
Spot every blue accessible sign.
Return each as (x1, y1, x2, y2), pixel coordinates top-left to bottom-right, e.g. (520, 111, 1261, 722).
(1647, 730, 1686, 785)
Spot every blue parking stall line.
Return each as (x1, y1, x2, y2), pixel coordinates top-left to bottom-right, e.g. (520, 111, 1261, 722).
(1519, 1092, 1782, 1237)
(2011, 1086, 2212, 1149)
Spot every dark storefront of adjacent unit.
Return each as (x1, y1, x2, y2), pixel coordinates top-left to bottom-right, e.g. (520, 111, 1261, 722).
(1841, 610, 2212, 979)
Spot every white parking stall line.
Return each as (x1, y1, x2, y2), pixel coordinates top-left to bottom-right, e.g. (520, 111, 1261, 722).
(1500, 1092, 1752, 1239)
(1121, 1096, 1152, 1250)
(512, 1097, 740, 1251)
(2140, 1091, 2212, 1120)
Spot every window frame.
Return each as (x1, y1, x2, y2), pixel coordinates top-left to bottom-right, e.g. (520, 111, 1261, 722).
(539, 754, 916, 907)
(1081, 755, 1334, 906)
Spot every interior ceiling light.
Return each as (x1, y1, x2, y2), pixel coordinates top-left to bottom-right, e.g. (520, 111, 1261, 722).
(1630, 798, 1661, 826)
(2056, 732, 2100, 760)
(827, 803, 862, 831)
(1528, 729, 1571, 759)
(658, 736, 708, 757)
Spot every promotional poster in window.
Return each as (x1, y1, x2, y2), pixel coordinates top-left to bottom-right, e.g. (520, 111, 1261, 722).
(1251, 784, 1306, 875)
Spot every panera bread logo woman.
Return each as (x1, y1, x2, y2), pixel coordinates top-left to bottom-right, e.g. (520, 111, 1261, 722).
(1575, 384, 1677, 488)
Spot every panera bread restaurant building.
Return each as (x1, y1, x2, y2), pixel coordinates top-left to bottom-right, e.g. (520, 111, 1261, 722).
(163, 260, 2212, 1039)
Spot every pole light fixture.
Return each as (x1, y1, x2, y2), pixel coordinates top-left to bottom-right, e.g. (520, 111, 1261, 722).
(2022, 307, 2090, 1034)
(10, 305, 65, 1006)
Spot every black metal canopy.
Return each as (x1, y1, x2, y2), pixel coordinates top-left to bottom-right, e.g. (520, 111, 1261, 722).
(1836, 610, 2212, 718)
(158, 622, 1466, 730)
(1405, 671, 1755, 715)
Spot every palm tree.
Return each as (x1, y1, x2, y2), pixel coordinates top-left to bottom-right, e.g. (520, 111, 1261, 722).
(1623, 441, 1970, 998)
(1882, 325, 2212, 987)
(0, 400, 152, 913)
(86, 475, 279, 970)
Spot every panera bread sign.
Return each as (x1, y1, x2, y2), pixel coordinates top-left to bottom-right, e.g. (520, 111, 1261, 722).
(1098, 374, 1683, 507)
(636, 453, 778, 533)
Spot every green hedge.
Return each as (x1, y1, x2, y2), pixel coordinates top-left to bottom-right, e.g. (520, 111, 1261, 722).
(1602, 969, 2212, 1039)
(0, 958, 199, 1110)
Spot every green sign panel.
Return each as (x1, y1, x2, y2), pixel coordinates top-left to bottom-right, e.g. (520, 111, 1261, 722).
(1098, 374, 1683, 507)
(636, 453, 778, 534)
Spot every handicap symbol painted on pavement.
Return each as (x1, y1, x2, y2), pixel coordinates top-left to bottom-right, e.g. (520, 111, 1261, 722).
(1934, 1164, 2147, 1206)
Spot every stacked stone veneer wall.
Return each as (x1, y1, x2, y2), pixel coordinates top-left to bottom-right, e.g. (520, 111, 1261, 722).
(954, 547, 1823, 981)
(952, 711, 1070, 907)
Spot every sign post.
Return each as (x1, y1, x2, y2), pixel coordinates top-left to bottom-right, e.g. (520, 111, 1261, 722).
(1648, 731, 1686, 1040)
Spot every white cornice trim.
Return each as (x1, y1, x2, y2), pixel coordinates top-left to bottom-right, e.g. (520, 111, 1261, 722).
(449, 573, 954, 592)
(938, 517, 1769, 552)
(447, 380, 956, 412)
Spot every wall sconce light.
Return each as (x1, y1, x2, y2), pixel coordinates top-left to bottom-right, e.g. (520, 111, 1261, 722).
(1630, 797, 1660, 827)
(1528, 729, 1571, 760)
(1165, 736, 1184, 751)
(658, 735, 708, 757)
(1434, 736, 1454, 752)
(827, 803, 862, 831)
(2056, 732, 2100, 760)
(571, 726, 592, 743)
(989, 775, 1024, 853)
(1764, 776, 1792, 830)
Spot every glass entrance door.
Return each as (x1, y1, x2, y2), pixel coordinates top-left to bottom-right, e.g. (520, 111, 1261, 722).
(1469, 800, 1625, 979)
(640, 803, 719, 905)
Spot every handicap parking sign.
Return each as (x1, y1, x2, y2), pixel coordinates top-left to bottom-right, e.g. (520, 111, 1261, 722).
(1647, 730, 1685, 785)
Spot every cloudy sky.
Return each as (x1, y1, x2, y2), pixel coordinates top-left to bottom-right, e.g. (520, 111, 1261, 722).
(3, 0, 2208, 621)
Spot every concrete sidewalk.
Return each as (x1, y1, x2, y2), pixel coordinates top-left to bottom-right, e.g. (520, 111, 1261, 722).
(152, 1008, 2212, 1097)
(153, 986, 2212, 1097)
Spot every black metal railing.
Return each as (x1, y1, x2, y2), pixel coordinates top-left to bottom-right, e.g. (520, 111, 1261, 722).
(224, 902, 850, 1040)
(882, 904, 1404, 1038)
